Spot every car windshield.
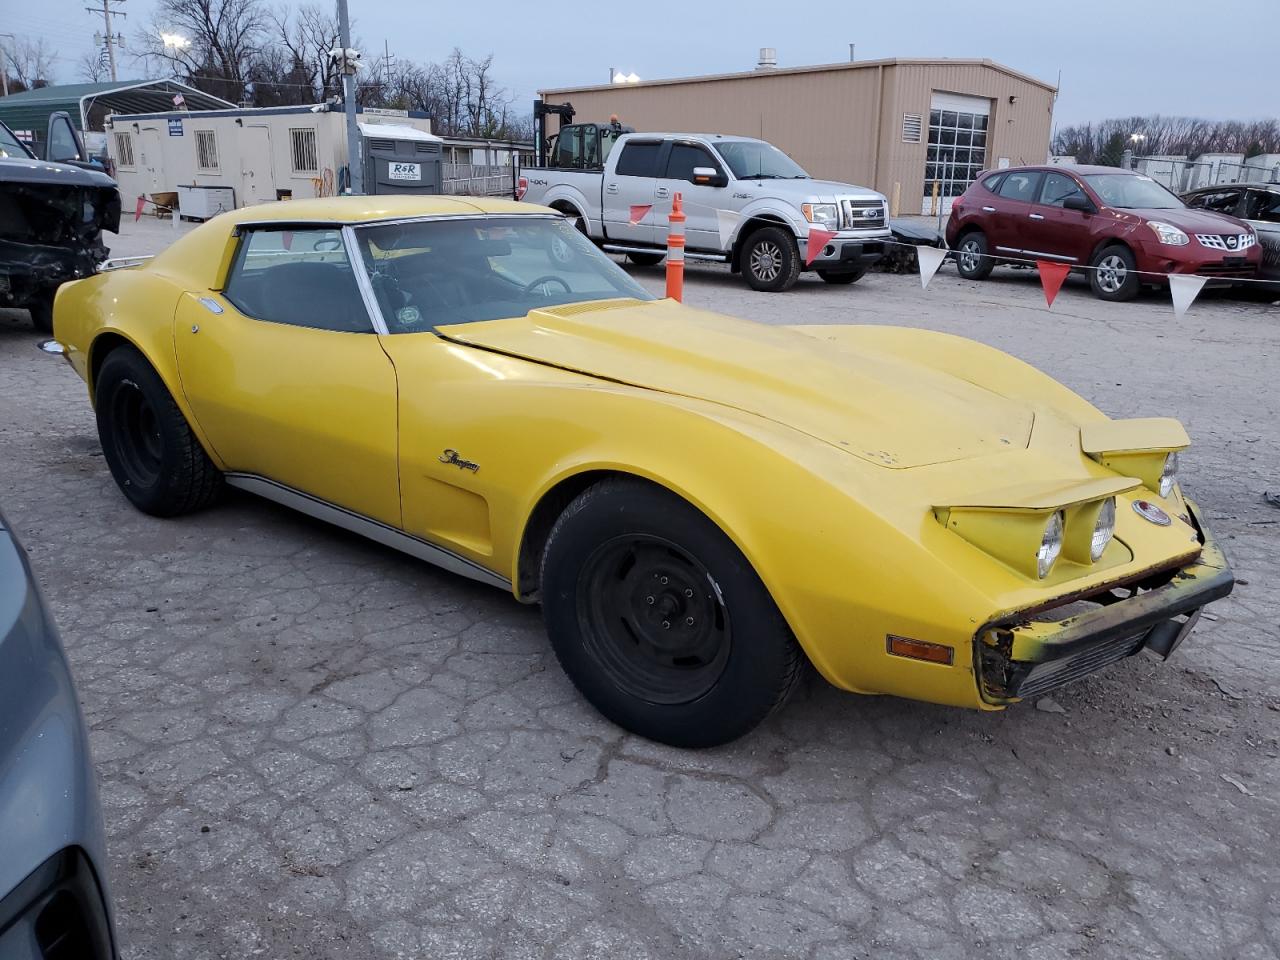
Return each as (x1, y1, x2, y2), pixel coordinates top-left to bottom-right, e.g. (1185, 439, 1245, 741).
(0, 123, 34, 159)
(715, 141, 809, 180)
(1084, 174, 1183, 210)
(355, 216, 653, 330)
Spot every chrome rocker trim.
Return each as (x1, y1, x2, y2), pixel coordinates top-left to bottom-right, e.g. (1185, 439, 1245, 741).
(224, 473, 511, 591)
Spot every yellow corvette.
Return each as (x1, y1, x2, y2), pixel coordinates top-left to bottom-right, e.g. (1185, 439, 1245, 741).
(50, 196, 1234, 746)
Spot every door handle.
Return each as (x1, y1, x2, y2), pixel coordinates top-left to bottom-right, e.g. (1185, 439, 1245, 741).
(606, 183, 619, 194)
(982, 205, 996, 212)
(655, 187, 670, 198)
(1029, 213, 1045, 220)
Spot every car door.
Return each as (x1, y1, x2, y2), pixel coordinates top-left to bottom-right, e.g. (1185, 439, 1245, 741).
(655, 140, 730, 252)
(988, 170, 1043, 256)
(601, 139, 663, 245)
(173, 226, 402, 527)
(1022, 171, 1094, 264)
(1242, 188, 1280, 277)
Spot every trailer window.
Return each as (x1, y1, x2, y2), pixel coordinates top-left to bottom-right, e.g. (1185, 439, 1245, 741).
(615, 141, 662, 178)
(195, 130, 219, 172)
(112, 132, 135, 168)
(290, 128, 319, 175)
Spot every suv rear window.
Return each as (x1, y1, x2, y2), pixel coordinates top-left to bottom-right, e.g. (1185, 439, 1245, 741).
(980, 173, 1004, 193)
(615, 141, 662, 177)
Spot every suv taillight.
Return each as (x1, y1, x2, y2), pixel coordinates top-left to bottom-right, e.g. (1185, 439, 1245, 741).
(515, 176, 528, 201)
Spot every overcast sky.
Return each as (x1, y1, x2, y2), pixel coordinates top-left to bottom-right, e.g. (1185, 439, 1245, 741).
(10, 0, 1276, 128)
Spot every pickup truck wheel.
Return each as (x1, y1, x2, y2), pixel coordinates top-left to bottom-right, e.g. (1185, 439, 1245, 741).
(743, 226, 800, 292)
(626, 252, 665, 267)
(1089, 245, 1140, 301)
(955, 231, 994, 280)
(28, 293, 54, 334)
(816, 268, 867, 285)
(95, 346, 223, 517)
(541, 478, 805, 747)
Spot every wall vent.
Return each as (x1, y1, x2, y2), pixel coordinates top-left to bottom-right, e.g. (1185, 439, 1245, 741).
(902, 113, 924, 143)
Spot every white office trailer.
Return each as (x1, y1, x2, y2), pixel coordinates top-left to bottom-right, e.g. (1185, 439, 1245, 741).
(104, 104, 438, 214)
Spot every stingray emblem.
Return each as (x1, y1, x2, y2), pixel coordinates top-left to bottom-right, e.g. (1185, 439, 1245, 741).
(439, 449, 480, 473)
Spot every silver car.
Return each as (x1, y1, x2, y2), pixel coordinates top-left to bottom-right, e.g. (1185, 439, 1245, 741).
(1183, 182, 1280, 280)
(0, 508, 117, 958)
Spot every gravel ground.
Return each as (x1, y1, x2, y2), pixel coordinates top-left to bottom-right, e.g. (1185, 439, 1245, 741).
(1, 216, 1278, 960)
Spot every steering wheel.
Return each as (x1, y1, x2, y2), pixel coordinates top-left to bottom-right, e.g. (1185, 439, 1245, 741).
(522, 275, 572, 296)
(312, 236, 344, 252)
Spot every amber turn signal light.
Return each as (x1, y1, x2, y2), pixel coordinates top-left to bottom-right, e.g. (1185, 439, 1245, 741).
(886, 634, 954, 665)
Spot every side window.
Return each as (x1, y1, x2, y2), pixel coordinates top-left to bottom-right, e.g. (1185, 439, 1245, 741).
(1187, 190, 1241, 214)
(665, 142, 719, 182)
(997, 172, 1042, 202)
(223, 229, 373, 333)
(1244, 190, 1280, 223)
(1039, 172, 1086, 207)
(981, 173, 1004, 194)
(614, 141, 662, 177)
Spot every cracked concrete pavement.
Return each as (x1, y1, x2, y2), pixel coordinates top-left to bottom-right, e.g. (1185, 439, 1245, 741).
(1, 217, 1278, 959)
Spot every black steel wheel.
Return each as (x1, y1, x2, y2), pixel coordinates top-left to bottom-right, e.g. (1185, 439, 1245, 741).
(95, 345, 223, 516)
(541, 478, 805, 747)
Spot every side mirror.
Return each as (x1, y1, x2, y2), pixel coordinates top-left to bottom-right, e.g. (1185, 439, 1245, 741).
(692, 166, 728, 188)
(1063, 194, 1095, 214)
(46, 111, 87, 164)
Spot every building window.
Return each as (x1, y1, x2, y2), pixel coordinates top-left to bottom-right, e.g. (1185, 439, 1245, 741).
(113, 131, 135, 167)
(289, 127, 319, 174)
(902, 113, 923, 143)
(922, 95, 991, 214)
(195, 130, 219, 171)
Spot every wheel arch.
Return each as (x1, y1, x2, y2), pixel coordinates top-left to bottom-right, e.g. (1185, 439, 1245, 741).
(1088, 236, 1136, 266)
(730, 214, 796, 272)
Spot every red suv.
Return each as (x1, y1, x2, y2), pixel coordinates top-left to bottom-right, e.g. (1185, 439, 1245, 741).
(945, 165, 1262, 301)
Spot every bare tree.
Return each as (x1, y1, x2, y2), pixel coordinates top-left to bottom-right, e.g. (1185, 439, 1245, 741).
(133, 0, 268, 101)
(76, 48, 112, 83)
(270, 4, 342, 103)
(3, 36, 58, 92)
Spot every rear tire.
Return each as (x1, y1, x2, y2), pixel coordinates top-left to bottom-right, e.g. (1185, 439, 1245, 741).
(816, 268, 867, 285)
(540, 478, 805, 747)
(1089, 244, 1140, 301)
(742, 226, 800, 292)
(626, 252, 665, 267)
(954, 230, 993, 280)
(95, 345, 223, 517)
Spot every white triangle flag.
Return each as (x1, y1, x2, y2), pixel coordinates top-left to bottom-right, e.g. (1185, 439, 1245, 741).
(716, 208, 743, 248)
(917, 245, 948, 290)
(1168, 274, 1207, 319)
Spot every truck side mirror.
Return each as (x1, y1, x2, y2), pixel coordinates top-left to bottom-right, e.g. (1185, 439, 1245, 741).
(692, 166, 728, 188)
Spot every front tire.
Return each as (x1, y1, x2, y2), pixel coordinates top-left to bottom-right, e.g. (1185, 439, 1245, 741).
(742, 226, 800, 292)
(626, 252, 665, 267)
(954, 230, 993, 280)
(1090, 244, 1140, 301)
(816, 267, 867, 285)
(540, 478, 805, 747)
(28, 292, 54, 334)
(95, 346, 223, 517)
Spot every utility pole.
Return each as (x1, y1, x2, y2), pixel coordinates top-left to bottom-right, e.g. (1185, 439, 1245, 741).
(335, 0, 362, 193)
(85, 0, 126, 82)
(0, 33, 14, 98)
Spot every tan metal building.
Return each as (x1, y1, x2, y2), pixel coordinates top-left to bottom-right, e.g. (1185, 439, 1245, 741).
(540, 58, 1056, 215)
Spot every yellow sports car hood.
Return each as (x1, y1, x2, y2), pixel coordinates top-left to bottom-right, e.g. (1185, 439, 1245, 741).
(437, 298, 1033, 468)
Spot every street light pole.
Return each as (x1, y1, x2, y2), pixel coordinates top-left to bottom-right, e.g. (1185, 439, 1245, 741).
(336, 0, 363, 194)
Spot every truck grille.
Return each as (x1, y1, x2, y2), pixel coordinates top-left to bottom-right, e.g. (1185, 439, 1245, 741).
(841, 200, 885, 229)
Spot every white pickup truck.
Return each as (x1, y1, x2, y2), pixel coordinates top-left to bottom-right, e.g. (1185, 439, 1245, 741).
(516, 130, 891, 292)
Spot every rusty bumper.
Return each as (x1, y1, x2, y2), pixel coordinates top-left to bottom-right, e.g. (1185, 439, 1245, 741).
(977, 499, 1234, 703)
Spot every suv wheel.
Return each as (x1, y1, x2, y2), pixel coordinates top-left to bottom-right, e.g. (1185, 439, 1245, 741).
(742, 226, 800, 292)
(955, 231, 994, 280)
(1090, 245, 1140, 301)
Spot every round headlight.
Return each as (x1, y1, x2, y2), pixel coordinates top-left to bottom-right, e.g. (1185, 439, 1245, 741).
(1091, 497, 1116, 562)
(1159, 451, 1179, 498)
(1037, 511, 1064, 579)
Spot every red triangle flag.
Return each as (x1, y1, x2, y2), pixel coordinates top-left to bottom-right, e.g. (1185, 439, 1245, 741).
(629, 204, 652, 226)
(805, 228, 838, 266)
(1037, 260, 1072, 308)
(134, 195, 146, 223)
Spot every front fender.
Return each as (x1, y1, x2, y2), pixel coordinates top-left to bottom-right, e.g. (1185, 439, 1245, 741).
(734, 199, 808, 241)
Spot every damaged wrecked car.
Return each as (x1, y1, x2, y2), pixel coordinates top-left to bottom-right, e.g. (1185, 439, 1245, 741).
(1, 115, 120, 333)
